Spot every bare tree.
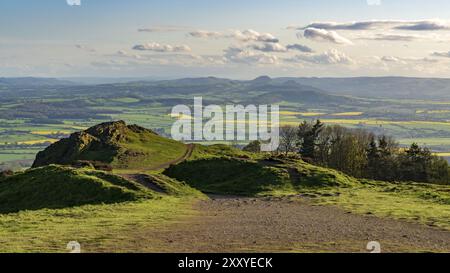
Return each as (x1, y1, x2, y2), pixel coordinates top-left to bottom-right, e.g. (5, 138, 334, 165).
(279, 126, 298, 156)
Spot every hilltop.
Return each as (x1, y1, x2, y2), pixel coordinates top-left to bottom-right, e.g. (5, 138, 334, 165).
(0, 165, 153, 213)
(164, 156, 357, 196)
(32, 121, 187, 170)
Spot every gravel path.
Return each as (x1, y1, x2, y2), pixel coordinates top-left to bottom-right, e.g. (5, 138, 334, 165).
(148, 196, 450, 253)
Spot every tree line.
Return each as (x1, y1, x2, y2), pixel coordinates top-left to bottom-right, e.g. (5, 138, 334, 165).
(276, 120, 449, 185)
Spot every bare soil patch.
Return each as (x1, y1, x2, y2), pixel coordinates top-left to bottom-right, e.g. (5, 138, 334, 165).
(142, 197, 450, 253)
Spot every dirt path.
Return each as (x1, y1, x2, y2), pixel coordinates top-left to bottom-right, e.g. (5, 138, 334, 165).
(146, 143, 194, 171)
(121, 144, 194, 187)
(141, 196, 450, 253)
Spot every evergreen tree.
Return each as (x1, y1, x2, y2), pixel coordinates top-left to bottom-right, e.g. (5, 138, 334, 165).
(366, 136, 380, 179)
(298, 120, 324, 161)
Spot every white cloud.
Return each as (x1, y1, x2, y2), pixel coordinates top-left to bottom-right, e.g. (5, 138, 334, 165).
(286, 44, 314, 53)
(300, 21, 392, 30)
(188, 30, 223, 39)
(302, 28, 353, 45)
(250, 43, 287, 52)
(376, 55, 439, 64)
(224, 46, 279, 65)
(138, 26, 189, 32)
(132, 43, 191, 53)
(75, 44, 96, 53)
(188, 29, 280, 43)
(231, 29, 279, 43)
(431, 51, 450, 58)
(360, 34, 420, 42)
(102, 51, 226, 68)
(299, 19, 450, 31)
(367, 0, 381, 6)
(395, 20, 450, 31)
(379, 56, 406, 64)
(116, 50, 142, 60)
(286, 49, 354, 65)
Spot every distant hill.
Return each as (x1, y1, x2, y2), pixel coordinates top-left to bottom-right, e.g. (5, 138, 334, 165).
(275, 77, 450, 100)
(248, 82, 353, 105)
(32, 121, 187, 169)
(3, 76, 450, 100)
(0, 77, 75, 87)
(119, 76, 354, 105)
(0, 76, 355, 106)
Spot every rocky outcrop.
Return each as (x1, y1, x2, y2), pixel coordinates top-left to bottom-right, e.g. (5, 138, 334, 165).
(32, 121, 157, 168)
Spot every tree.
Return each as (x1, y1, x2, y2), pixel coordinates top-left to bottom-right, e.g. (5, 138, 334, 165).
(243, 140, 261, 153)
(298, 120, 324, 160)
(399, 143, 431, 182)
(279, 126, 298, 156)
(366, 135, 380, 179)
(427, 156, 449, 184)
(293, 120, 449, 185)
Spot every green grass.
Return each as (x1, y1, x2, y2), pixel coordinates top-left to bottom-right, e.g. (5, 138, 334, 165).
(143, 173, 206, 197)
(0, 165, 153, 213)
(189, 144, 257, 160)
(165, 158, 290, 195)
(164, 157, 357, 196)
(310, 180, 450, 231)
(115, 126, 186, 169)
(32, 121, 188, 170)
(0, 197, 198, 253)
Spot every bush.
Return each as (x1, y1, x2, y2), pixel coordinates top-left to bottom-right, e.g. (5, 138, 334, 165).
(243, 141, 261, 153)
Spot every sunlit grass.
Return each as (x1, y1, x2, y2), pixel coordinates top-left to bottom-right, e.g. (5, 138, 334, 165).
(0, 197, 198, 253)
(313, 181, 450, 231)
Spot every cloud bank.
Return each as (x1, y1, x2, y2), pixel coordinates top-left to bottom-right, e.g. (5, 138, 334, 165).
(303, 28, 353, 45)
(132, 43, 192, 53)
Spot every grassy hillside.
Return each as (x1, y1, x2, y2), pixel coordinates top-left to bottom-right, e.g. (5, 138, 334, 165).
(164, 152, 450, 230)
(164, 156, 357, 196)
(32, 121, 187, 170)
(189, 144, 256, 160)
(0, 165, 154, 213)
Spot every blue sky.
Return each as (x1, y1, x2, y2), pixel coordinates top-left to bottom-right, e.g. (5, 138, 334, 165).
(2, 0, 450, 78)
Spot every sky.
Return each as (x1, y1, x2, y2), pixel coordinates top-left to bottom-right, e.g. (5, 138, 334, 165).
(2, 0, 450, 79)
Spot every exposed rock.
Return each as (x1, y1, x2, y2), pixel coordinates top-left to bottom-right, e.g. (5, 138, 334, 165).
(32, 121, 158, 168)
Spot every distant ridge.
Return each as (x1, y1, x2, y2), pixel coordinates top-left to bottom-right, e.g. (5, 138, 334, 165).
(274, 77, 450, 99)
(0, 77, 75, 86)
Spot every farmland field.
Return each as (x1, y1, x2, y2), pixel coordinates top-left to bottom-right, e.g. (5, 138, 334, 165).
(3, 78, 450, 170)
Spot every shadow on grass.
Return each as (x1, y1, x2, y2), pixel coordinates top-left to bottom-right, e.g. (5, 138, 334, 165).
(0, 166, 144, 214)
(164, 158, 288, 196)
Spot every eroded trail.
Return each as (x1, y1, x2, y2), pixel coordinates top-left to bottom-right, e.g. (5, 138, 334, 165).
(147, 143, 195, 171)
(143, 197, 450, 253)
(120, 144, 194, 188)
